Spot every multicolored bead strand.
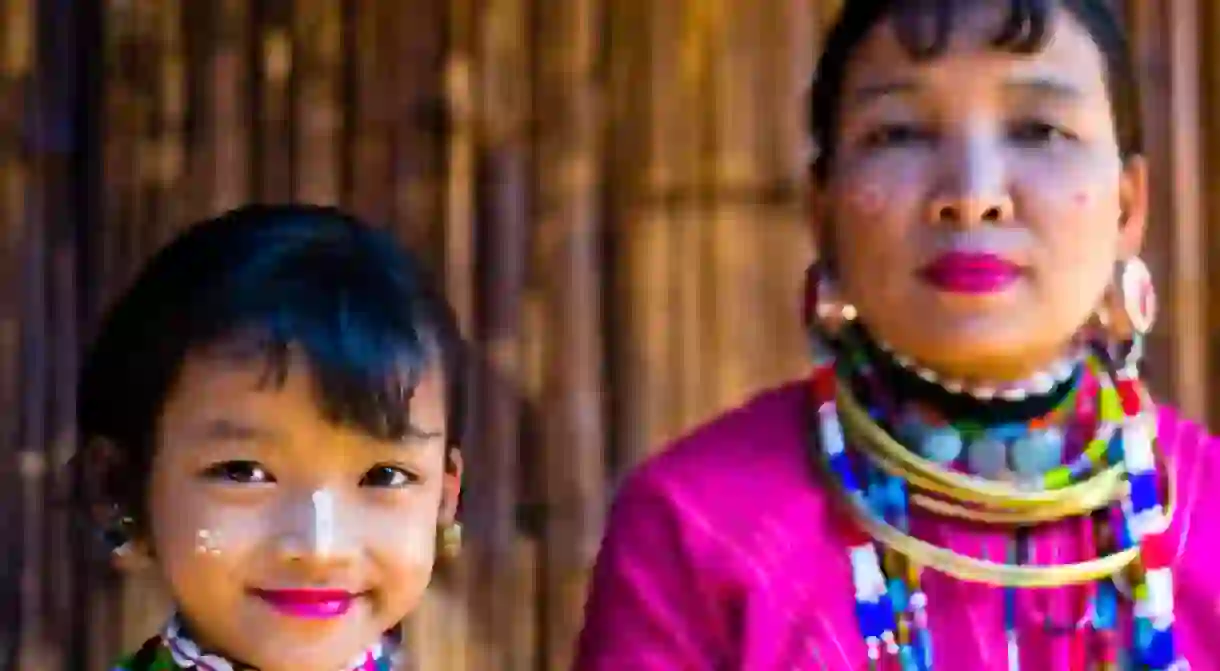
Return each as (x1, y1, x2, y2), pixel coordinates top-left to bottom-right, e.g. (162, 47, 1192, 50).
(806, 339, 1183, 670)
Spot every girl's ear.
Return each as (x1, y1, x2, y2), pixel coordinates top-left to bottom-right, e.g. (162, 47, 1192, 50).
(80, 436, 152, 572)
(439, 448, 463, 526)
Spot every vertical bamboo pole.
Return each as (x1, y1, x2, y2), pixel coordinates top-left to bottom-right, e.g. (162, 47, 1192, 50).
(608, 1, 672, 470)
(1201, 0, 1220, 426)
(754, 0, 815, 388)
(156, 0, 185, 239)
(347, 1, 394, 225)
(709, 0, 768, 408)
(533, 1, 606, 668)
(292, 0, 342, 204)
(390, 0, 447, 255)
(16, 0, 50, 665)
(401, 1, 476, 669)
(672, 1, 712, 431)
(468, 0, 530, 667)
(1128, 0, 1206, 417)
(0, 1, 30, 666)
(255, 0, 294, 203)
(183, 0, 251, 216)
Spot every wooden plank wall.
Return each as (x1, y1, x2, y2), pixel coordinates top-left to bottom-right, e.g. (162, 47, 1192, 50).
(0, 1, 1211, 669)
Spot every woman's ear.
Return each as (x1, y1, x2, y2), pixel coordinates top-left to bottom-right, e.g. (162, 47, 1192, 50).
(1117, 155, 1149, 258)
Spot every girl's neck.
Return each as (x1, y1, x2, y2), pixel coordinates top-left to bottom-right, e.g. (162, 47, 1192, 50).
(157, 613, 402, 671)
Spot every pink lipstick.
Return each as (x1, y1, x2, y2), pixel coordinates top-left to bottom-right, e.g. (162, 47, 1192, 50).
(919, 252, 1021, 294)
(252, 588, 358, 619)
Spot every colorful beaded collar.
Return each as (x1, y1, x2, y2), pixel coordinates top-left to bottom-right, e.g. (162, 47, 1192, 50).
(807, 332, 1180, 670)
(112, 614, 402, 671)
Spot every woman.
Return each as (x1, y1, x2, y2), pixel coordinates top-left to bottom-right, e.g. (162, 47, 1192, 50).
(575, 1, 1217, 669)
(81, 205, 465, 671)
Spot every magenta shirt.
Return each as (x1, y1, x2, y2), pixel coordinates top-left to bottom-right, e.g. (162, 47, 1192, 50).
(574, 382, 1220, 670)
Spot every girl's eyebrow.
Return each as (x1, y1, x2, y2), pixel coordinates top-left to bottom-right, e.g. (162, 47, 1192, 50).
(398, 424, 443, 445)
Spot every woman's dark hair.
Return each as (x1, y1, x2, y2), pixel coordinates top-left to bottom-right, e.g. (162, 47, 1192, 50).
(78, 204, 465, 521)
(808, 0, 1143, 180)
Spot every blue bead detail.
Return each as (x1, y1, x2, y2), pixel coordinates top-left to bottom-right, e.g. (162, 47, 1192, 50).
(1141, 626, 1176, 668)
(916, 427, 964, 464)
(1128, 472, 1160, 512)
(1093, 581, 1118, 630)
(1107, 430, 1125, 464)
(888, 579, 908, 610)
(1011, 428, 1064, 476)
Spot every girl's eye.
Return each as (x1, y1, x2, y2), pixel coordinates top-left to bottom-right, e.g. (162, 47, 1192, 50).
(360, 465, 419, 489)
(1009, 120, 1075, 145)
(201, 460, 275, 484)
(860, 124, 932, 148)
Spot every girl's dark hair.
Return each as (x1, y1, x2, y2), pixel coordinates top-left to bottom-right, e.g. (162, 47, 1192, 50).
(808, 0, 1143, 180)
(78, 204, 465, 521)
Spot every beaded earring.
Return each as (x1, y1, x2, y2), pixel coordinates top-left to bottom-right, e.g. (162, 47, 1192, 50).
(438, 522, 463, 560)
(803, 261, 857, 338)
(1093, 257, 1156, 370)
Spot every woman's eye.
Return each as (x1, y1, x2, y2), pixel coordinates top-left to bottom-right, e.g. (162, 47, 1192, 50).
(1009, 120, 1074, 145)
(360, 465, 419, 489)
(860, 124, 931, 148)
(201, 460, 275, 484)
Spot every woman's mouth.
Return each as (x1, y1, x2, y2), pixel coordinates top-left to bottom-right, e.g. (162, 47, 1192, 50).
(918, 252, 1022, 294)
(251, 588, 361, 619)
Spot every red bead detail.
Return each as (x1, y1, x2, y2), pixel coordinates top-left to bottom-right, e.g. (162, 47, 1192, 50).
(810, 366, 837, 404)
(1068, 628, 1088, 671)
(831, 508, 872, 546)
(1115, 379, 1142, 416)
(1140, 531, 1174, 570)
(1092, 629, 1119, 663)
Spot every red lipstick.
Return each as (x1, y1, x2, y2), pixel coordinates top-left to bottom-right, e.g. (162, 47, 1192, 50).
(919, 252, 1021, 294)
(252, 588, 358, 619)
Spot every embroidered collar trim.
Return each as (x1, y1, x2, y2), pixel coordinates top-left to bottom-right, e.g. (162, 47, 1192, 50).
(160, 613, 401, 670)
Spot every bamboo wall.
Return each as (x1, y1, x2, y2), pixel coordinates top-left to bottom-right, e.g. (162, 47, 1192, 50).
(0, 1, 1215, 669)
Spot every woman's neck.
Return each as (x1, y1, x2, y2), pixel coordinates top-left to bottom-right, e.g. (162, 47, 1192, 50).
(843, 328, 1085, 426)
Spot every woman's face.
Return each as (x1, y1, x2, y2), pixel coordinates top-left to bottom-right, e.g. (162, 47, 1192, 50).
(815, 5, 1147, 381)
(146, 345, 460, 671)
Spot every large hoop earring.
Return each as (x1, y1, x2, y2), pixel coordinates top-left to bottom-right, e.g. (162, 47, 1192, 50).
(1092, 257, 1155, 370)
(803, 261, 857, 337)
(1095, 257, 1156, 340)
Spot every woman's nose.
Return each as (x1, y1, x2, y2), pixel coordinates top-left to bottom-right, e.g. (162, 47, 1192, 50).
(926, 136, 1015, 227)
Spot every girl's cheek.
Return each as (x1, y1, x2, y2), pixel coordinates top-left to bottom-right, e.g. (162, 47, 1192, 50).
(195, 528, 225, 556)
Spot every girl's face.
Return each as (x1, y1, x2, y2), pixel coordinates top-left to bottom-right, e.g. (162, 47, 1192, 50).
(146, 346, 459, 671)
(815, 4, 1148, 381)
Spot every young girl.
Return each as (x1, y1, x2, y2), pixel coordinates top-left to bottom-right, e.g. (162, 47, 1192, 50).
(79, 205, 464, 671)
(577, 1, 1219, 669)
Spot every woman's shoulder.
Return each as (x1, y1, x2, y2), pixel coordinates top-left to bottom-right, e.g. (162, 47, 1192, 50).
(608, 380, 835, 558)
(1155, 404, 1220, 572)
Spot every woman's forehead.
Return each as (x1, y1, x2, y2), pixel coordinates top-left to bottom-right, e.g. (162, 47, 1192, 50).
(842, 5, 1107, 96)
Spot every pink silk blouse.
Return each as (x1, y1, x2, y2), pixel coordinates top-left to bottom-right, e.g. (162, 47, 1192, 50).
(574, 382, 1220, 670)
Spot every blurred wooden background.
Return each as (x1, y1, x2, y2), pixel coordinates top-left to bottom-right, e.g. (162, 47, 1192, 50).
(0, 0, 1215, 669)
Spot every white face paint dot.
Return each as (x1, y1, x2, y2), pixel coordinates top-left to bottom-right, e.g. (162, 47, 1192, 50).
(195, 529, 222, 556)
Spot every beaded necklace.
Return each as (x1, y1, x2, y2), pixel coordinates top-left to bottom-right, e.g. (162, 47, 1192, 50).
(807, 332, 1181, 670)
(110, 613, 402, 671)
